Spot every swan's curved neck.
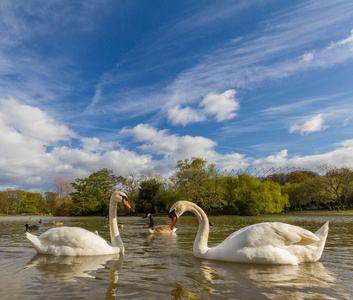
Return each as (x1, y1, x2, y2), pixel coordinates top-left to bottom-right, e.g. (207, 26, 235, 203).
(109, 199, 123, 248)
(185, 202, 210, 256)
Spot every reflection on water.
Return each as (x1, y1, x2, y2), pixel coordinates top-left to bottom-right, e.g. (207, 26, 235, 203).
(1, 214, 353, 299)
(168, 258, 340, 300)
(24, 254, 123, 299)
(25, 254, 122, 282)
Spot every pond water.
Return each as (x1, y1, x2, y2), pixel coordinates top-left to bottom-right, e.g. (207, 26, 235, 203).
(0, 213, 352, 299)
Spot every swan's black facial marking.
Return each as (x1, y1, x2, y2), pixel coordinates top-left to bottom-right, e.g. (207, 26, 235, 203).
(168, 209, 176, 218)
(169, 209, 178, 229)
(122, 196, 131, 208)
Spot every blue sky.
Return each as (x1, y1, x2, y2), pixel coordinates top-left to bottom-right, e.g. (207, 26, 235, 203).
(1, 0, 353, 191)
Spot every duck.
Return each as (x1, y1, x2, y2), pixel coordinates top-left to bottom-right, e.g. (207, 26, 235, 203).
(25, 191, 131, 256)
(143, 213, 177, 234)
(169, 201, 329, 265)
(24, 224, 39, 231)
(52, 220, 64, 226)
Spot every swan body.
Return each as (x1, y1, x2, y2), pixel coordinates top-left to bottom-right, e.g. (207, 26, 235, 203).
(144, 213, 177, 234)
(26, 191, 131, 256)
(169, 201, 329, 265)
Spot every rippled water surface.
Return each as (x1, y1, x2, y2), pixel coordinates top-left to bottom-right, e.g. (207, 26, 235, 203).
(1, 214, 352, 299)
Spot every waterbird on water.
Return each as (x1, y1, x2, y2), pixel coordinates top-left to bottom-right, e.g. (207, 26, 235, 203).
(52, 220, 64, 226)
(24, 224, 39, 231)
(143, 213, 177, 234)
(25, 191, 131, 256)
(169, 201, 329, 265)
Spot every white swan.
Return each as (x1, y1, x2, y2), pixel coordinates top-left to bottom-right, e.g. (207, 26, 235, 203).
(143, 213, 177, 234)
(25, 191, 131, 256)
(169, 201, 329, 265)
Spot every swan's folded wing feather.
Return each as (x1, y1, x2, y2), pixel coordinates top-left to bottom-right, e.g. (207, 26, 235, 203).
(266, 223, 320, 246)
(38, 227, 110, 248)
(222, 222, 319, 248)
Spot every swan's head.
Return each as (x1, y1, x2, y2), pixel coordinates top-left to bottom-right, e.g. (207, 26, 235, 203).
(111, 191, 131, 208)
(169, 201, 187, 230)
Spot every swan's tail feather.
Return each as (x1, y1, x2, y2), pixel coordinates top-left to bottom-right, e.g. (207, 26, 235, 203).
(312, 221, 329, 262)
(25, 232, 42, 253)
(315, 221, 329, 237)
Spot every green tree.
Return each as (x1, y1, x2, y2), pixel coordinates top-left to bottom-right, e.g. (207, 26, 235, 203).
(0, 190, 17, 215)
(15, 190, 39, 214)
(299, 176, 334, 210)
(137, 178, 162, 213)
(289, 171, 308, 184)
(70, 169, 126, 216)
(319, 165, 353, 210)
(230, 174, 289, 216)
(152, 189, 181, 213)
(171, 157, 223, 211)
(221, 175, 240, 214)
(43, 192, 56, 215)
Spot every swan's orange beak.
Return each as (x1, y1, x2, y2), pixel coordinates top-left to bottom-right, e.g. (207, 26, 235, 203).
(169, 209, 177, 230)
(122, 197, 131, 209)
(170, 215, 177, 230)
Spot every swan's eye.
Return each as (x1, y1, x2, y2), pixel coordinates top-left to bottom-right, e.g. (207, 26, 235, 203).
(169, 209, 177, 219)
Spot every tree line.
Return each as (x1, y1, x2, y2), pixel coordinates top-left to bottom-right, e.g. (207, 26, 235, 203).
(1, 159, 353, 216)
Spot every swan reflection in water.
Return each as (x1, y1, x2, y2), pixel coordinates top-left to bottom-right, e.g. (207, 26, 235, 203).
(25, 254, 123, 297)
(171, 260, 344, 300)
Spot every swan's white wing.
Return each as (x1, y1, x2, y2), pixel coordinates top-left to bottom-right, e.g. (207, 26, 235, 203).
(27, 227, 118, 256)
(205, 222, 322, 264)
(38, 227, 110, 248)
(221, 222, 319, 248)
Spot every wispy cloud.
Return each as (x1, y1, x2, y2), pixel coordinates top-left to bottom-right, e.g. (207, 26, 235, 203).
(289, 114, 328, 135)
(70, 0, 353, 125)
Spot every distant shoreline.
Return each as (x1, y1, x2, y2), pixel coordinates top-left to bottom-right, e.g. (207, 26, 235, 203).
(288, 211, 353, 216)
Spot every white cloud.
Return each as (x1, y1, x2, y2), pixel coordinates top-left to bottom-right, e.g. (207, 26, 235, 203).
(0, 98, 77, 143)
(167, 89, 240, 126)
(289, 114, 328, 135)
(121, 123, 215, 158)
(167, 105, 206, 126)
(121, 123, 250, 171)
(0, 98, 155, 191)
(301, 51, 314, 62)
(253, 150, 289, 166)
(200, 89, 239, 122)
(253, 140, 353, 174)
(328, 29, 353, 49)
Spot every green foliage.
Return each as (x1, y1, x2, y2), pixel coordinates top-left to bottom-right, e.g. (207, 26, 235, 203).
(70, 169, 126, 216)
(282, 182, 302, 209)
(136, 178, 162, 213)
(153, 189, 182, 213)
(1, 160, 353, 216)
(221, 176, 240, 214)
(289, 171, 308, 184)
(171, 157, 224, 211)
(221, 174, 288, 216)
